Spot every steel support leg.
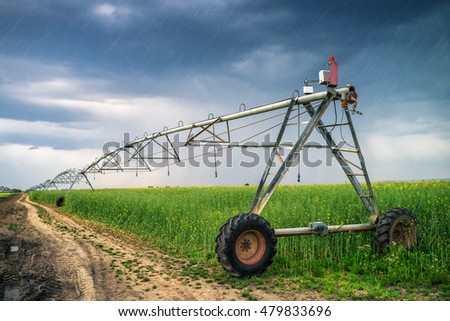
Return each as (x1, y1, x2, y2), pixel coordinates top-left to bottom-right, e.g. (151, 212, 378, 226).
(249, 90, 337, 215)
(249, 98, 296, 211)
(65, 172, 95, 197)
(304, 103, 379, 221)
(343, 108, 379, 221)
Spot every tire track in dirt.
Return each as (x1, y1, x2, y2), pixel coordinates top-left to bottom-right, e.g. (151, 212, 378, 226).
(2, 194, 322, 301)
(1, 195, 67, 300)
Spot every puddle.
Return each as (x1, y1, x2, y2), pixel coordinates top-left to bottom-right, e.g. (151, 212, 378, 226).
(10, 245, 19, 252)
(4, 286, 20, 300)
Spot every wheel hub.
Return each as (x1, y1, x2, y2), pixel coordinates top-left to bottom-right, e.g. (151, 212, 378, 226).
(392, 218, 416, 248)
(235, 230, 266, 265)
(240, 239, 252, 251)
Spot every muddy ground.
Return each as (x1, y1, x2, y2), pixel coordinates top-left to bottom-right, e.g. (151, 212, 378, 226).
(0, 194, 321, 301)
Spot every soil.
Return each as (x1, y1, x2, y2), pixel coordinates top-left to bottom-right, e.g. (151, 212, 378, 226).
(0, 194, 322, 301)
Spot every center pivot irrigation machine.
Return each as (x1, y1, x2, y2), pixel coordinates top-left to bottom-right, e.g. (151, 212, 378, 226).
(29, 57, 418, 277)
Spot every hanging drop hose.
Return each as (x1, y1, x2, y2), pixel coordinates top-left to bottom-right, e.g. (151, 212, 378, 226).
(297, 105, 301, 183)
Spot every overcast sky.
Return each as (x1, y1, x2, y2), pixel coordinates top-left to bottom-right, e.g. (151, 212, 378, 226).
(0, 0, 449, 190)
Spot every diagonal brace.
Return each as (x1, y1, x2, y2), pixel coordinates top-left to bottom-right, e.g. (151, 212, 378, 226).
(250, 90, 337, 215)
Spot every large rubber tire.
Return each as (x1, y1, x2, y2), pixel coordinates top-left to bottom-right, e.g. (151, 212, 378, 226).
(56, 196, 65, 207)
(375, 207, 418, 251)
(215, 213, 277, 277)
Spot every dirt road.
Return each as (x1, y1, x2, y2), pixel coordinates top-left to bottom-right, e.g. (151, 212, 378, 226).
(1, 194, 318, 301)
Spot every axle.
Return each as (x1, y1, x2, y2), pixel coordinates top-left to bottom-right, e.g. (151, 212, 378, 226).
(274, 222, 375, 237)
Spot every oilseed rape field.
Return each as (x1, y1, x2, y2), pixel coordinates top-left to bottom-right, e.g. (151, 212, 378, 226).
(0, 192, 16, 199)
(30, 180, 449, 299)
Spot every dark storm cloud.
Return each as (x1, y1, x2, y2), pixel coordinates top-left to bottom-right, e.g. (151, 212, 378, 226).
(1, 0, 446, 74)
(0, 0, 449, 188)
(1, 0, 448, 112)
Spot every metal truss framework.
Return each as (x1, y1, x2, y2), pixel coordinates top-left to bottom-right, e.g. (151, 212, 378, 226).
(29, 85, 379, 223)
(27, 168, 93, 193)
(80, 87, 350, 176)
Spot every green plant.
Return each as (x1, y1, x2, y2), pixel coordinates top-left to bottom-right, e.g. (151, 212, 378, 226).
(29, 181, 449, 299)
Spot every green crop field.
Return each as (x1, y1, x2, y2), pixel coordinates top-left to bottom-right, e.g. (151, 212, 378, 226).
(0, 192, 16, 199)
(29, 181, 449, 300)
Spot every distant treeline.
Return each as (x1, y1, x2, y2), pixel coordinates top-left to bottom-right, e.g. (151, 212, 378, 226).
(0, 186, 21, 193)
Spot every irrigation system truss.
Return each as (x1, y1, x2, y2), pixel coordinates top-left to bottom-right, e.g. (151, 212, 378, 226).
(27, 168, 93, 192)
(28, 83, 378, 218)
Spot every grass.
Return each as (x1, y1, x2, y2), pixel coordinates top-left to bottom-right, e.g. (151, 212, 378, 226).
(29, 181, 449, 300)
(8, 223, 21, 232)
(0, 192, 17, 199)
